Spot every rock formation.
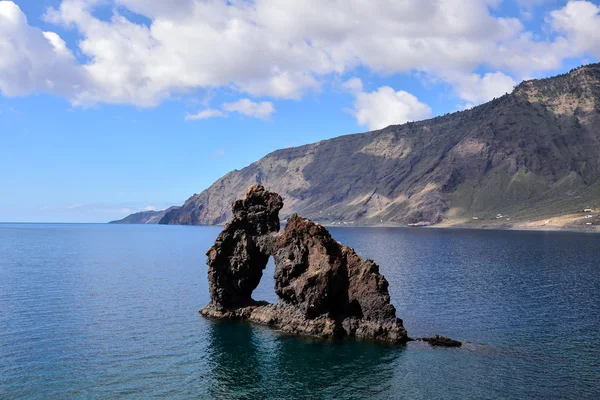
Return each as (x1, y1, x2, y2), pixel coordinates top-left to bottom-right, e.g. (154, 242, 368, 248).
(200, 185, 409, 343)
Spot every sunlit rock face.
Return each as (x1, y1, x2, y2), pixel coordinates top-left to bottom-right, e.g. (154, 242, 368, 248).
(201, 185, 408, 344)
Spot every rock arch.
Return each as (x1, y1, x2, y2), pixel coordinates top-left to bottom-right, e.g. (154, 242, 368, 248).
(202, 185, 408, 344)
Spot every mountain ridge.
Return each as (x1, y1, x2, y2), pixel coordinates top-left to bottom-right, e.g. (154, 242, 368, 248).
(122, 63, 600, 231)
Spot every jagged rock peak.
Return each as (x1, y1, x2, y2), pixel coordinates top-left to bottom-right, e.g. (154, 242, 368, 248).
(205, 185, 282, 308)
(201, 185, 408, 344)
(230, 184, 284, 236)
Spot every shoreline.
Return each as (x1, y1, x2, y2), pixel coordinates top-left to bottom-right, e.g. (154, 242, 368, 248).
(320, 223, 600, 234)
(317, 216, 600, 234)
(98, 220, 600, 234)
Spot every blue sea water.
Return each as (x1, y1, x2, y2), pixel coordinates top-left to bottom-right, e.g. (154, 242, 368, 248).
(0, 223, 599, 399)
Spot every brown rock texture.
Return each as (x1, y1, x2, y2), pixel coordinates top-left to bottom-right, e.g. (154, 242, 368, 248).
(200, 185, 408, 343)
(205, 185, 283, 308)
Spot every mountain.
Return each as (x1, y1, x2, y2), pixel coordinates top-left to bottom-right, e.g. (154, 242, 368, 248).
(155, 63, 600, 229)
(109, 206, 180, 224)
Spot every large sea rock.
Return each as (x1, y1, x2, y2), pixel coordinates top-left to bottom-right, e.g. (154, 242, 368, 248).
(200, 185, 409, 343)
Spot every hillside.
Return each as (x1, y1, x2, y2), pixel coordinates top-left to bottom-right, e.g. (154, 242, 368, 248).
(109, 206, 180, 224)
(155, 64, 600, 230)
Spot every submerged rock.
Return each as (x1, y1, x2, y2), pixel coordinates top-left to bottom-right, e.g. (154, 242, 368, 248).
(200, 185, 409, 344)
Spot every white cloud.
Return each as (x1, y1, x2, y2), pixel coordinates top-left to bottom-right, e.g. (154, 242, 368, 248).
(450, 71, 517, 104)
(222, 99, 275, 120)
(350, 86, 432, 130)
(549, 0, 600, 57)
(0, 0, 597, 108)
(185, 108, 225, 120)
(144, 205, 156, 211)
(342, 77, 363, 94)
(0, 1, 85, 99)
(186, 100, 275, 121)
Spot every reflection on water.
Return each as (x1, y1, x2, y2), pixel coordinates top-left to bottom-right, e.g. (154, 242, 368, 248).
(206, 320, 265, 398)
(205, 319, 404, 400)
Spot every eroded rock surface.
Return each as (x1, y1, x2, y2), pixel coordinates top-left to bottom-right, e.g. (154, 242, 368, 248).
(200, 185, 408, 343)
(205, 185, 283, 308)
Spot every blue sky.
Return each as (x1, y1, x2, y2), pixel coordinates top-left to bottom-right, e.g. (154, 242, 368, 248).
(1, 0, 599, 222)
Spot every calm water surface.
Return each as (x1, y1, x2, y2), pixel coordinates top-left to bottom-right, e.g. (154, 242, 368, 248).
(0, 224, 599, 399)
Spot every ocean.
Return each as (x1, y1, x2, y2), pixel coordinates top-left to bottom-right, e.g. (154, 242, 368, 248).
(1, 223, 598, 399)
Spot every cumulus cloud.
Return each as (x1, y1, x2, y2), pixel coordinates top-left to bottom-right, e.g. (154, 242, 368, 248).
(144, 205, 156, 211)
(450, 71, 517, 104)
(0, 1, 85, 99)
(549, 0, 600, 57)
(342, 77, 364, 94)
(350, 86, 432, 130)
(222, 99, 275, 120)
(0, 0, 598, 109)
(185, 108, 225, 120)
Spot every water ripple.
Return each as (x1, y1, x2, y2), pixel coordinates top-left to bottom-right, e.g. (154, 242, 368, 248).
(0, 224, 599, 399)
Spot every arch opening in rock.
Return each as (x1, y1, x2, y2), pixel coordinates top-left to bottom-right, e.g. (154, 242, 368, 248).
(253, 257, 278, 304)
(201, 185, 409, 344)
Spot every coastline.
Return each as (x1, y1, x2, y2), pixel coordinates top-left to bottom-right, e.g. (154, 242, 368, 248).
(101, 213, 600, 234)
(317, 212, 600, 234)
(320, 223, 600, 234)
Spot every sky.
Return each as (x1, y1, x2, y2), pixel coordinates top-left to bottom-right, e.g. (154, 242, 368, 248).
(1, 0, 599, 222)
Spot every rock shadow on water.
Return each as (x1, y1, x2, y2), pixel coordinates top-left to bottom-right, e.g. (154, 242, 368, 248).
(204, 318, 406, 400)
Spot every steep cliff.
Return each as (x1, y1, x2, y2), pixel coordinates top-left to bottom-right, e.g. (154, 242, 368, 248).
(159, 63, 600, 227)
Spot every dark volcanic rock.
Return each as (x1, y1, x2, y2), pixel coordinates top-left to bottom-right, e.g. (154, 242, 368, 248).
(200, 185, 409, 343)
(205, 185, 282, 308)
(421, 335, 462, 347)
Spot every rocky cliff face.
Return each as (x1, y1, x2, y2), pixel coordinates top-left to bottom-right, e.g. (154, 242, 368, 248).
(159, 63, 600, 227)
(109, 206, 180, 224)
(201, 185, 408, 343)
